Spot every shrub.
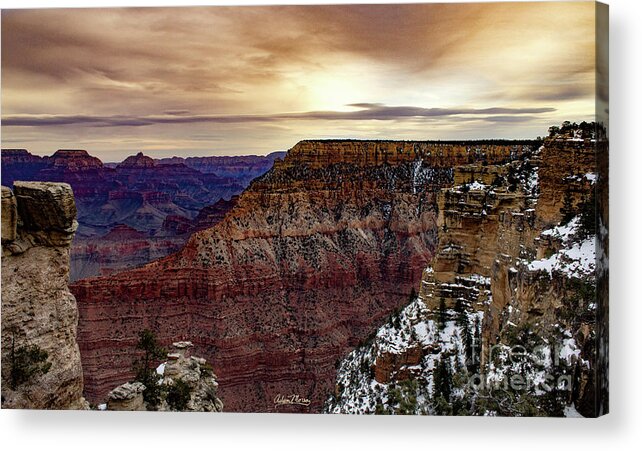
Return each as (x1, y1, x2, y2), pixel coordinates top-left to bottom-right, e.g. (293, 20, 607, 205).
(9, 342, 51, 389)
(166, 379, 192, 411)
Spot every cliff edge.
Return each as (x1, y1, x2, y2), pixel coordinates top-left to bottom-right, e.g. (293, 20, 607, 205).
(1, 182, 87, 409)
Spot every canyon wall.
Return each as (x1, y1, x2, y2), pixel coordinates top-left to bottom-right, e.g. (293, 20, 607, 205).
(71, 140, 532, 412)
(2, 149, 281, 280)
(157, 152, 286, 186)
(328, 136, 603, 416)
(1, 182, 86, 409)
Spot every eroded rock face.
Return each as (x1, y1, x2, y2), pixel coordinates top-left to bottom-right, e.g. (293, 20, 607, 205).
(1, 186, 17, 243)
(106, 342, 223, 412)
(1, 149, 283, 280)
(13, 182, 78, 244)
(71, 140, 530, 412)
(159, 342, 224, 412)
(328, 137, 603, 417)
(419, 140, 599, 414)
(1, 182, 87, 410)
(107, 382, 146, 411)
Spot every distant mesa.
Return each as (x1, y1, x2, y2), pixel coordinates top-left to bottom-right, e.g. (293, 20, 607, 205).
(50, 149, 103, 169)
(1, 148, 31, 157)
(117, 152, 156, 169)
(52, 149, 91, 157)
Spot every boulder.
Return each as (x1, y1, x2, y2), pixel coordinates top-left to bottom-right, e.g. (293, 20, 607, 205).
(13, 181, 77, 233)
(107, 382, 146, 411)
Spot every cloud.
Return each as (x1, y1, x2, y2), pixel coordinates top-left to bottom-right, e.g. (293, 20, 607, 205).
(2, 103, 556, 127)
(1, 3, 596, 158)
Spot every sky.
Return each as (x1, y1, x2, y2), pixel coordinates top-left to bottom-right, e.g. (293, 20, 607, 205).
(1, 2, 599, 161)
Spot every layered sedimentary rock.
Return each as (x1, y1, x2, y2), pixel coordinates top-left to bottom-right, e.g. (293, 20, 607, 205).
(71, 140, 531, 412)
(71, 230, 187, 280)
(1, 182, 87, 409)
(157, 152, 286, 186)
(2, 148, 282, 279)
(328, 134, 603, 417)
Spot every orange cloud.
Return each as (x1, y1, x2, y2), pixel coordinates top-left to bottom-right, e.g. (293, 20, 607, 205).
(1, 2, 597, 160)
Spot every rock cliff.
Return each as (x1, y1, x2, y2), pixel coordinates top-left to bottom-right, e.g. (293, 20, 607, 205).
(1, 182, 87, 409)
(2, 149, 282, 280)
(157, 152, 286, 186)
(326, 131, 605, 417)
(71, 139, 532, 412)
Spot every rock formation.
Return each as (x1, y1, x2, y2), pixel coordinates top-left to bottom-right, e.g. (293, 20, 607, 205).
(157, 152, 286, 186)
(107, 382, 146, 411)
(327, 130, 605, 417)
(2, 148, 283, 280)
(159, 341, 224, 412)
(70, 139, 532, 412)
(106, 341, 223, 412)
(1, 182, 87, 409)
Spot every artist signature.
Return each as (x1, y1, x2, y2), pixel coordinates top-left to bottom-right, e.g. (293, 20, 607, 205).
(274, 393, 311, 407)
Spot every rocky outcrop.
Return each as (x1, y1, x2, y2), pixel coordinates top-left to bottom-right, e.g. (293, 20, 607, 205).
(2, 148, 280, 280)
(106, 342, 223, 412)
(1, 182, 87, 409)
(70, 139, 531, 412)
(535, 139, 597, 227)
(328, 132, 605, 417)
(107, 382, 146, 411)
(2, 186, 18, 243)
(159, 342, 224, 412)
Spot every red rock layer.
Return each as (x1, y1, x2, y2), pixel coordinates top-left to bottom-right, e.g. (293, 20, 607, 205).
(71, 140, 531, 412)
(2, 148, 282, 279)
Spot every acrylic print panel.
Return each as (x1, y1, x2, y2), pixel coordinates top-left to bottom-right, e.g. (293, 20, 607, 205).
(0, 1, 608, 417)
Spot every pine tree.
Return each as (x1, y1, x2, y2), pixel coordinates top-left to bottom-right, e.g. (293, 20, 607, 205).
(457, 310, 474, 370)
(437, 298, 448, 331)
(471, 316, 482, 372)
(577, 188, 596, 239)
(433, 354, 453, 402)
(560, 187, 575, 225)
(132, 329, 166, 409)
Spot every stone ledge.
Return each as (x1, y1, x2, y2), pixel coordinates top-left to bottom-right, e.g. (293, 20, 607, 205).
(2, 182, 78, 253)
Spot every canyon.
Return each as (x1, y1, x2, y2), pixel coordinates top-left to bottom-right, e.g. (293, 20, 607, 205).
(69, 140, 535, 412)
(327, 130, 607, 417)
(1, 149, 284, 280)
